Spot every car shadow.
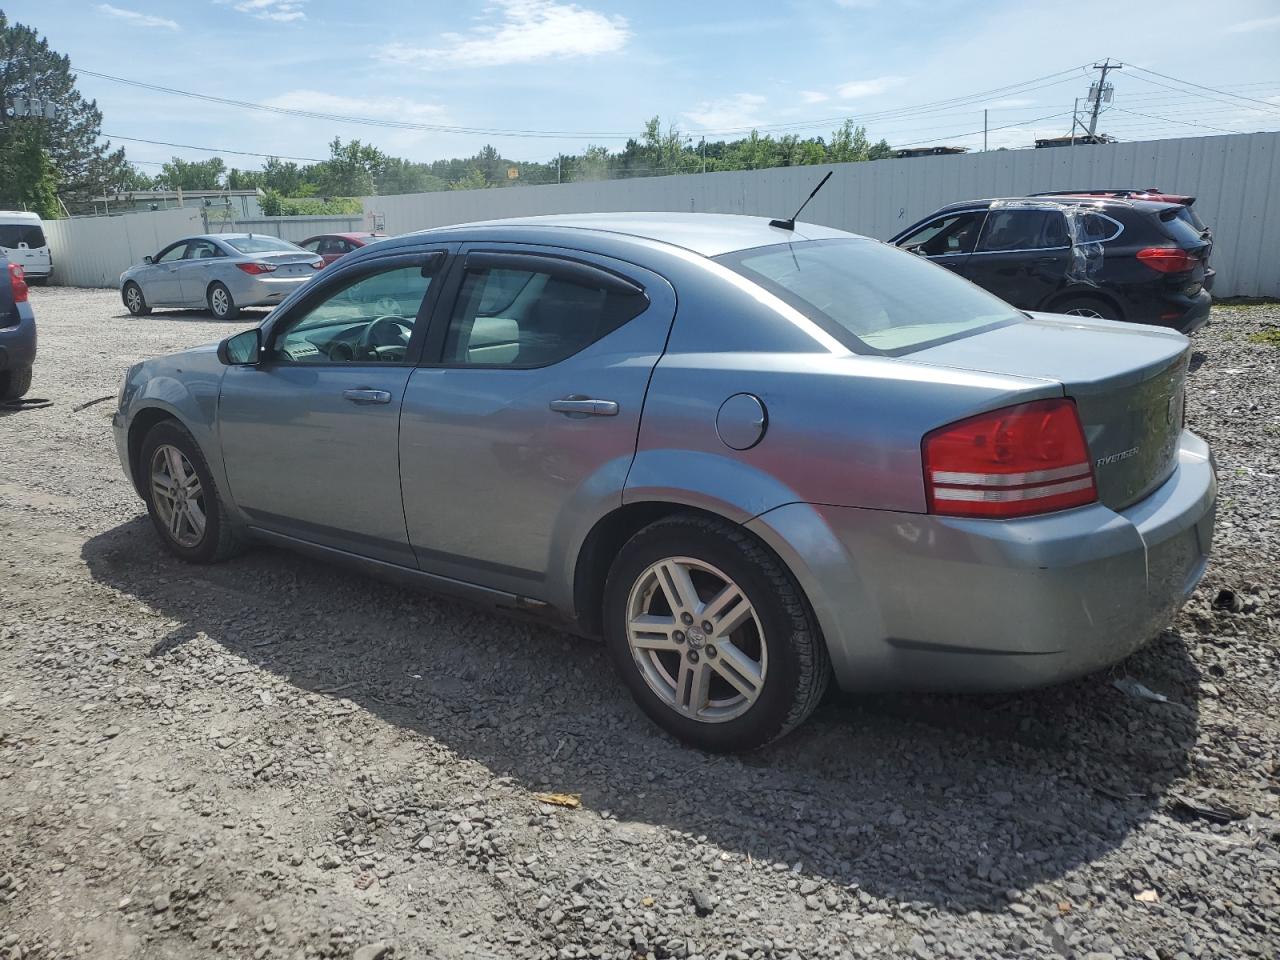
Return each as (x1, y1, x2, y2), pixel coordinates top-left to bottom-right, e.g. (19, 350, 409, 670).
(111, 309, 272, 324)
(82, 517, 1202, 910)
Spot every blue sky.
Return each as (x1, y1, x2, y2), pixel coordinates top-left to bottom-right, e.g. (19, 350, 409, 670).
(9, 0, 1280, 172)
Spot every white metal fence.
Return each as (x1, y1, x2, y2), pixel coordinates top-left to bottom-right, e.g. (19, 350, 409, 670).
(362, 131, 1280, 298)
(43, 211, 366, 288)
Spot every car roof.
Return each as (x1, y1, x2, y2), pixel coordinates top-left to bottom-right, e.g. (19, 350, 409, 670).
(410, 213, 859, 257)
(930, 196, 1177, 215)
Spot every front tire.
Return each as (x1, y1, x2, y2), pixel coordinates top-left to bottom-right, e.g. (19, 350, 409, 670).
(122, 282, 151, 316)
(0, 366, 33, 402)
(207, 282, 239, 320)
(139, 419, 244, 564)
(604, 514, 830, 752)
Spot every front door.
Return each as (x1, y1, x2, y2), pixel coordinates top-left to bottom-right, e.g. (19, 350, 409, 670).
(217, 248, 450, 565)
(144, 241, 190, 305)
(895, 210, 986, 275)
(962, 208, 1070, 309)
(399, 245, 677, 598)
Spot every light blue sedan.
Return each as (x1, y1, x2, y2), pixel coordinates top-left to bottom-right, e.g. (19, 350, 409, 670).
(120, 233, 323, 320)
(111, 213, 1216, 751)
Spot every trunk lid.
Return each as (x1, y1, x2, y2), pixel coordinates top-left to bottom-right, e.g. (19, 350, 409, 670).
(909, 314, 1189, 510)
(258, 252, 319, 277)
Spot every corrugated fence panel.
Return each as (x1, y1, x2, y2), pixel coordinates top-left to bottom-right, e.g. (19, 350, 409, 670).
(361, 131, 1279, 297)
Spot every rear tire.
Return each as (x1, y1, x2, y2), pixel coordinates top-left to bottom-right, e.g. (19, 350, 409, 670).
(207, 282, 239, 321)
(603, 513, 830, 752)
(139, 419, 245, 564)
(1051, 295, 1120, 321)
(0, 366, 33, 402)
(122, 281, 151, 316)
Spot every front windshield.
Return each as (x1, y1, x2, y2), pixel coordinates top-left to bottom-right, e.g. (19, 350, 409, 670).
(718, 238, 1022, 355)
(225, 235, 304, 255)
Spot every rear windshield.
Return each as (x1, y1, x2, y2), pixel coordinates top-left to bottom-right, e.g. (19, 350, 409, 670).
(224, 235, 303, 254)
(717, 238, 1022, 355)
(1159, 211, 1207, 247)
(0, 224, 47, 248)
(1173, 205, 1207, 234)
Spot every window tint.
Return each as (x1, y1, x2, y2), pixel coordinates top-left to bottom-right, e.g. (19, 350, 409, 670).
(978, 210, 1068, 252)
(1079, 213, 1121, 242)
(270, 263, 434, 363)
(718, 239, 1021, 356)
(185, 239, 223, 260)
(0, 224, 46, 248)
(442, 261, 648, 367)
(899, 212, 985, 256)
(225, 235, 302, 255)
(1160, 211, 1207, 247)
(155, 243, 188, 263)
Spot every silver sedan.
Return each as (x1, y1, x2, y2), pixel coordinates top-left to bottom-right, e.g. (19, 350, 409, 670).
(120, 234, 323, 320)
(111, 213, 1217, 751)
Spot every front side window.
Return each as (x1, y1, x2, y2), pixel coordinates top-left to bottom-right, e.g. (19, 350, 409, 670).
(898, 212, 985, 256)
(155, 242, 188, 263)
(718, 239, 1022, 355)
(977, 210, 1068, 252)
(442, 261, 648, 367)
(269, 262, 435, 363)
(225, 235, 303, 255)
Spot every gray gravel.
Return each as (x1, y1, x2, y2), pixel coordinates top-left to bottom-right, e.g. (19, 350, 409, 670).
(2, 286, 1278, 960)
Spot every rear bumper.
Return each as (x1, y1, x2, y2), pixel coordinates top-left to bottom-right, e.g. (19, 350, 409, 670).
(0, 304, 37, 371)
(748, 430, 1216, 693)
(1159, 288, 1211, 335)
(232, 274, 314, 307)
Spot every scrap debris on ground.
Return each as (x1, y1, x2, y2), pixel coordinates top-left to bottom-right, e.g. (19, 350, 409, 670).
(1, 288, 1278, 959)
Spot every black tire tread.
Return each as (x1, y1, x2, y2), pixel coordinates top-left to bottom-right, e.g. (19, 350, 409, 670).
(207, 282, 239, 321)
(123, 282, 152, 316)
(0, 366, 33, 402)
(609, 512, 831, 749)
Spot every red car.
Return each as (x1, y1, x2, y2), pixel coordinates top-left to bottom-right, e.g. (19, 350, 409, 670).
(297, 232, 387, 267)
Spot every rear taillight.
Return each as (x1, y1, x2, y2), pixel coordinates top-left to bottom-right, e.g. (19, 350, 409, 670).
(1136, 247, 1197, 274)
(8, 263, 27, 303)
(236, 262, 277, 275)
(310, 259, 324, 269)
(923, 398, 1097, 519)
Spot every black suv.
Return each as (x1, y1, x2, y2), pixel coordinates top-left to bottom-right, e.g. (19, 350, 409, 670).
(887, 196, 1213, 333)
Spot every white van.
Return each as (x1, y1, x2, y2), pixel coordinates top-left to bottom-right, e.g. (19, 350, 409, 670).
(0, 211, 52, 284)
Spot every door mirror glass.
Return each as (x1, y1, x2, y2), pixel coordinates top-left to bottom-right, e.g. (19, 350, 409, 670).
(218, 328, 261, 365)
(143, 255, 154, 264)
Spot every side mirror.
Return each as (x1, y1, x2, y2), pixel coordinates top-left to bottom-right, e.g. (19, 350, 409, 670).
(217, 328, 261, 365)
(143, 255, 154, 264)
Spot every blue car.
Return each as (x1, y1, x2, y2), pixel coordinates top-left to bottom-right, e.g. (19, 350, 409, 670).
(0, 254, 36, 401)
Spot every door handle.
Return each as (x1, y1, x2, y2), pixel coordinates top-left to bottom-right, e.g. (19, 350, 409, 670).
(549, 397, 619, 417)
(343, 388, 392, 405)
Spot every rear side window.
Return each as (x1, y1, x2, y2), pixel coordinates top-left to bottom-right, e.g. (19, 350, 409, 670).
(718, 238, 1022, 356)
(1080, 213, 1122, 242)
(442, 258, 648, 367)
(978, 210, 1068, 251)
(0, 224, 46, 248)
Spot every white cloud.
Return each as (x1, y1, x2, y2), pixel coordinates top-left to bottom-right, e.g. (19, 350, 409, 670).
(1224, 14, 1280, 32)
(96, 4, 179, 29)
(800, 90, 830, 104)
(835, 76, 905, 99)
(259, 90, 447, 123)
(229, 0, 307, 22)
(683, 93, 768, 132)
(379, 0, 629, 69)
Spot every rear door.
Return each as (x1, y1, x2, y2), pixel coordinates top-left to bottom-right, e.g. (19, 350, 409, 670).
(398, 244, 676, 598)
(0, 221, 50, 278)
(963, 208, 1070, 308)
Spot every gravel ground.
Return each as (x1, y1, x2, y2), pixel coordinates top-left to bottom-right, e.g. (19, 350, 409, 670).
(1, 287, 1278, 960)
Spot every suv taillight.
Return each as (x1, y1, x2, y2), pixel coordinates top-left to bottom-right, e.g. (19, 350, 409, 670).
(1136, 247, 1197, 273)
(8, 263, 27, 303)
(923, 399, 1097, 518)
(236, 262, 277, 275)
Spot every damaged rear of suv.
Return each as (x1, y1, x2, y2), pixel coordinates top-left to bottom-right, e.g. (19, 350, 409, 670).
(888, 195, 1213, 334)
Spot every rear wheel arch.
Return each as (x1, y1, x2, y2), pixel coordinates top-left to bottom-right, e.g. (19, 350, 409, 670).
(1046, 289, 1124, 321)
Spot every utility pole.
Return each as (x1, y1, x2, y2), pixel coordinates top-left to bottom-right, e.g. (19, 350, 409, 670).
(1086, 59, 1121, 137)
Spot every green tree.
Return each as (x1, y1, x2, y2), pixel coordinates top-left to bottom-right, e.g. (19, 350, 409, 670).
(156, 156, 226, 190)
(313, 137, 387, 196)
(450, 166, 488, 191)
(0, 129, 59, 218)
(868, 138, 894, 160)
(828, 120, 873, 163)
(0, 12, 137, 211)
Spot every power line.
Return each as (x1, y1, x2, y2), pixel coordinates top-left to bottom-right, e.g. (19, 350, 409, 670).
(102, 133, 327, 163)
(1108, 107, 1244, 135)
(1125, 63, 1280, 114)
(896, 110, 1075, 147)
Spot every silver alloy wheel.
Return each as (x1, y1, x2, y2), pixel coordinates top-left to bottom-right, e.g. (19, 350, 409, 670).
(625, 556, 767, 723)
(1064, 306, 1105, 319)
(125, 285, 143, 313)
(210, 286, 230, 317)
(150, 444, 207, 548)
